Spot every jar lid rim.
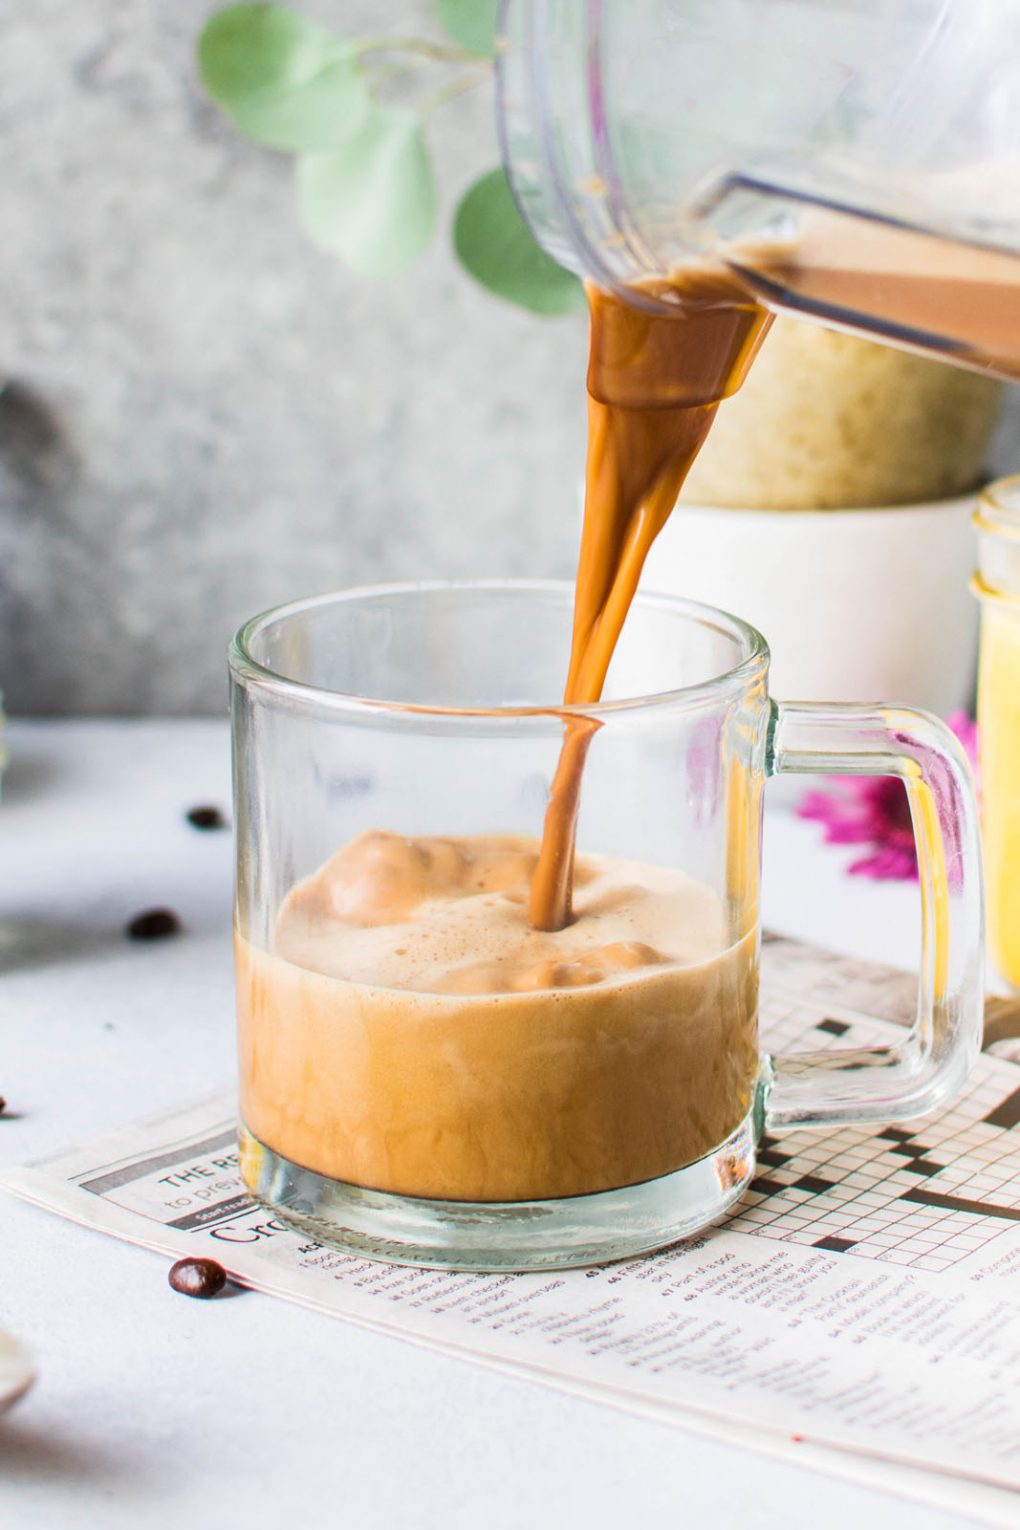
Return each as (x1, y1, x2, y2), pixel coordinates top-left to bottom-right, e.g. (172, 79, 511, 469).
(977, 475, 1020, 538)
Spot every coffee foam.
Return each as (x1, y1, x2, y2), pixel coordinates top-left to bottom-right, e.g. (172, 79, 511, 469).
(275, 831, 727, 996)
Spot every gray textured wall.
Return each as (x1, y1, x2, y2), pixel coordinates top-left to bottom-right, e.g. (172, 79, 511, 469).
(0, 1, 587, 714)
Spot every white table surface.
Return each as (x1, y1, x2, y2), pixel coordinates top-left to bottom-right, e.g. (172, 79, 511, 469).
(0, 720, 991, 1530)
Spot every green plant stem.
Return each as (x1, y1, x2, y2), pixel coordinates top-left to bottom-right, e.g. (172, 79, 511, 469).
(361, 60, 424, 87)
(422, 63, 492, 116)
(355, 35, 483, 66)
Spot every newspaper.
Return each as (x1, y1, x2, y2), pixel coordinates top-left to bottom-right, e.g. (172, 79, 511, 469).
(4, 936, 1020, 1525)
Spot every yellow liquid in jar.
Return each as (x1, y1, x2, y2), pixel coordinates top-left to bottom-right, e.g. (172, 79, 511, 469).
(978, 598, 1020, 988)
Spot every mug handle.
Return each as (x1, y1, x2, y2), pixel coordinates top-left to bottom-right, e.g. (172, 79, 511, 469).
(763, 701, 984, 1131)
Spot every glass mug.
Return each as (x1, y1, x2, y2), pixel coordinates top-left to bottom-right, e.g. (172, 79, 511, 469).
(229, 581, 983, 1271)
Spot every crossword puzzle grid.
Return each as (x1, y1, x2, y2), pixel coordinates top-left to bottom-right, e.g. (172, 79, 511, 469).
(729, 987, 1020, 1271)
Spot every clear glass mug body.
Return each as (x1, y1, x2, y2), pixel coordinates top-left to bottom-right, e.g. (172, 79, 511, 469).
(974, 479, 1020, 991)
(498, 0, 1020, 379)
(230, 582, 983, 1271)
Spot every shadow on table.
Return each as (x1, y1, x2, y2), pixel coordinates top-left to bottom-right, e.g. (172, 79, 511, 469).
(0, 918, 125, 976)
(0, 1414, 137, 1488)
(1, 747, 61, 805)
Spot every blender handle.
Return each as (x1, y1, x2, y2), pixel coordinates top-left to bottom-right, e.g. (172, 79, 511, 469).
(763, 701, 984, 1130)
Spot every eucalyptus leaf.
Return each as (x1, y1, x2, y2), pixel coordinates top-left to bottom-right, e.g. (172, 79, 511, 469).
(434, 0, 500, 56)
(297, 106, 437, 279)
(199, 4, 368, 152)
(453, 168, 586, 314)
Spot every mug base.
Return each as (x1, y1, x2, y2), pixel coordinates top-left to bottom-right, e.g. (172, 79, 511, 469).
(238, 1110, 758, 1272)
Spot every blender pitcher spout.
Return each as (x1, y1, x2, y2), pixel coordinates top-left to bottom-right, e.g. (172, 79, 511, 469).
(497, 0, 1020, 379)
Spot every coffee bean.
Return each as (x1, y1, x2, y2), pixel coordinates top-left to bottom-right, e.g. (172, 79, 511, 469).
(168, 1257, 227, 1299)
(185, 805, 227, 831)
(126, 908, 181, 941)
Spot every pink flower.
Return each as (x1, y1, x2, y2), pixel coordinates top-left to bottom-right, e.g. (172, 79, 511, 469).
(796, 711, 979, 882)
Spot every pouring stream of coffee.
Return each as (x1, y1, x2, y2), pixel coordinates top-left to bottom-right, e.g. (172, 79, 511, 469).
(530, 214, 1020, 929)
(529, 270, 772, 931)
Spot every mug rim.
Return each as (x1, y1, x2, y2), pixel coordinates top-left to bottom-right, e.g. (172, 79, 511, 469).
(228, 578, 770, 721)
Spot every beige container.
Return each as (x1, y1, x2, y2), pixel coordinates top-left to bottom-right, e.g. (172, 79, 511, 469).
(680, 319, 1003, 511)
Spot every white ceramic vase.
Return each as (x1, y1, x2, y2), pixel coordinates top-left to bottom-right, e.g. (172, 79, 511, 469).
(640, 492, 979, 717)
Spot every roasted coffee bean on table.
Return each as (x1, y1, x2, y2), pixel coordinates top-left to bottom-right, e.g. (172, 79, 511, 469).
(168, 1257, 228, 1299)
(185, 805, 227, 831)
(126, 908, 181, 941)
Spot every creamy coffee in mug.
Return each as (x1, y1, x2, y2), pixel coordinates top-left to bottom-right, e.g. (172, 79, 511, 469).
(237, 831, 758, 1204)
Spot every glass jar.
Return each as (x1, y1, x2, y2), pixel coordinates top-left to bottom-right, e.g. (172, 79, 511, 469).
(974, 479, 1020, 990)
